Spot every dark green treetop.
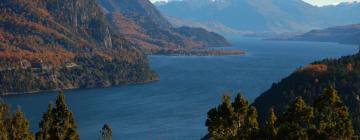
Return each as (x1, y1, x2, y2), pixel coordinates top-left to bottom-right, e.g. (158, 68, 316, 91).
(99, 123, 112, 140)
(313, 85, 354, 140)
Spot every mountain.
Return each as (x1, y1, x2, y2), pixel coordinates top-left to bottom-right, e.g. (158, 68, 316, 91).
(97, 0, 231, 54)
(290, 23, 360, 45)
(252, 50, 360, 134)
(0, 0, 158, 94)
(321, 2, 360, 24)
(156, 0, 360, 35)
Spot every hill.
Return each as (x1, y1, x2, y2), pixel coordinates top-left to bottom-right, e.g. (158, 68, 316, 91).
(290, 23, 360, 45)
(97, 0, 232, 54)
(252, 50, 360, 134)
(0, 0, 158, 94)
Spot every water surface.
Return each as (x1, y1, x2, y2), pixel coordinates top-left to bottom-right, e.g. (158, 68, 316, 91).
(2, 38, 357, 140)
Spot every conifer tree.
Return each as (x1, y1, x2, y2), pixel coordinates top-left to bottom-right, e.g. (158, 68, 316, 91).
(36, 92, 79, 140)
(0, 102, 9, 140)
(0, 117, 7, 140)
(99, 123, 112, 140)
(313, 85, 354, 139)
(206, 94, 236, 139)
(260, 107, 277, 140)
(36, 104, 54, 140)
(8, 107, 34, 140)
(238, 107, 259, 140)
(232, 92, 249, 130)
(277, 97, 314, 140)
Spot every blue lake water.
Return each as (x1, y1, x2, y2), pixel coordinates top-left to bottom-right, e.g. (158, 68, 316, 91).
(1, 38, 358, 140)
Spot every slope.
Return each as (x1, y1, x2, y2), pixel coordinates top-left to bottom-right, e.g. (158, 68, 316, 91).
(0, 0, 157, 94)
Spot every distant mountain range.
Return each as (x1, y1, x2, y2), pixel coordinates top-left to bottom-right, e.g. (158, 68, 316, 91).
(289, 23, 360, 45)
(156, 0, 360, 35)
(97, 0, 231, 54)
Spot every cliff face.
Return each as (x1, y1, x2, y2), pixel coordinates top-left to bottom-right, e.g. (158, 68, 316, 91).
(0, 0, 157, 94)
(252, 52, 360, 134)
(97, 0, 230, 53)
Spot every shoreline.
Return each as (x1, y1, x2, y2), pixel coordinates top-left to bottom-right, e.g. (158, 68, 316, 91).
(0, 78, 160, 97)
(149, 48, 245, 56)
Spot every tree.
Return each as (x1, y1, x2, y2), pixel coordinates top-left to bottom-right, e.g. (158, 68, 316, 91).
(313, 85, 354, 139)
(8, 107, 34, 140)
(36, 104, 54, 140)
(277, 97, 314, 140)
(99, 123, 112, 140)
(238, 106, 259, 140)
(259, 107, 277, 140)
(0, 102, 10, 140)
(206, 94, 236, 140)
(36, 92, 79, 140)
(232, 92, 249, 130)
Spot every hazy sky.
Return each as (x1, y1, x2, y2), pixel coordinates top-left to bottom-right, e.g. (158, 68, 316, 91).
(150, 0, 360, 6)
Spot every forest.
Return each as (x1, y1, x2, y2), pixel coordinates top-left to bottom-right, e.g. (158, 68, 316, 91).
(203, 86, 356, 140)
(0, 92, 112, 140)
(253, 49, 360, 135)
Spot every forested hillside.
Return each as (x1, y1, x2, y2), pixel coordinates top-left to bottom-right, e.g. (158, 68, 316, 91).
(203, 87, 356, 140)
(253, 49, 360, 134)
(0, 0, 157, 94)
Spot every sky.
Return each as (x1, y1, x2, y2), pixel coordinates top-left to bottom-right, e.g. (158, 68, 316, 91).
(150, 0, 360, 6)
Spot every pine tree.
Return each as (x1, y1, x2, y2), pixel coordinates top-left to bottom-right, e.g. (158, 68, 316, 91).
(313, 85, 354, 139)
(36, 103, 54, 140)
(0, 102, 10, 140)
(233, 92, 249, 114)
(8, 107, 34, 140)
(232, 92, 249, 131)
(259, 107, 278, 140)
(99, 123, 112, 140)
(0, 116, 7, 140)
(36, 92, 79, 140)
(238, 106, 259, 140)
(206, 94, 236, 139)
(277, 97, 314, 140)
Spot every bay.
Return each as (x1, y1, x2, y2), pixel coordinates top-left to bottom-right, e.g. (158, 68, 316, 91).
(2, 38, 357, 140)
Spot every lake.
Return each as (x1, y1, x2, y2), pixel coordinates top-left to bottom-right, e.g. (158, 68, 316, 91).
(1, 38, 357, 140)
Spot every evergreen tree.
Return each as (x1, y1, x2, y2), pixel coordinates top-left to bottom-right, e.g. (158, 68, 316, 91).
(238, 107, 259, 140)
(36, 104, 54, 140)
(232, 92, 249, 130)
(36, 92, 79, 140)
(206, 94, 236, 139)
(313, 85, 354, 139)
(8, 107, 34, 140)
(99, 123, 112, 140)
(0, 116, 7, 140)
(277, 97, 314, 140)
(0, 102, 9, 140)
(259, 107, 277, 140)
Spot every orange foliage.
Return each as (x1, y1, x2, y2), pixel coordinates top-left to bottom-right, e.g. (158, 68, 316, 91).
(298, 64, 328, 73)
(0, 45, 75, 66)
(347, 63, 353, 72)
